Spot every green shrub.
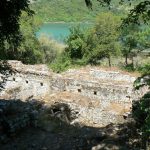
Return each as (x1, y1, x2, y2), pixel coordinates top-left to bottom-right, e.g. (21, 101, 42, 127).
(137, 63, 150, 75)
(39, 35, 65, 64)
(121, 63, 136, 72)
(133, 62, 150, 147)
(50, 53, 72, 73)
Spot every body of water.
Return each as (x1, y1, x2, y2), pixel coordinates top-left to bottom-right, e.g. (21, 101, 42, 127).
(37, 22, 92, 43)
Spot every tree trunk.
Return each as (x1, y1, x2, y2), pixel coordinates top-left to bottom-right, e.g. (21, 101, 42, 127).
(108, 56, 111, 67)
(125, 54, 128, 66)
(131, 56, 134, 68)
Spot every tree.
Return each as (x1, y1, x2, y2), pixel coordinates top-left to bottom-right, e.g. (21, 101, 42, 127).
(63, 13, 121, 67)
(0, 0, 149, 53)
(136, 26, 150, 49)
(39, 34, 64, 64)
(17, 11, 43, 64)
(0, 11, 43, 64)
(65, 26, 86, 59)
(84, 12, 121, 66)
(121, 25, 139, 66)
(0, 0, 33, 49)
(0, 0, 32, 88)
(133, 63, 150, 149)
(85, 0, 150, 26)
(121, 24, 150, 66)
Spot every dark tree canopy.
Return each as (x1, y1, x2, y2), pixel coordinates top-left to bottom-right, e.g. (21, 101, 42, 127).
(0, 0, 33, 48)
(85, 0, 150, 25)
(0, 0, 32, 83)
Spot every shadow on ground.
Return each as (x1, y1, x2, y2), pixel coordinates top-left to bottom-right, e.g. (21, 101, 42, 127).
(0, 99, 142, 150)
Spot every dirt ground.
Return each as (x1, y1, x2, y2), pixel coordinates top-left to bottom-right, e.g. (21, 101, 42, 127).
(0, 116, 141, 150)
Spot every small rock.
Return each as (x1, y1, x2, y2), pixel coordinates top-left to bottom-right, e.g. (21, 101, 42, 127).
(92, 144, 105, 150)
(41, 147, 48, 150)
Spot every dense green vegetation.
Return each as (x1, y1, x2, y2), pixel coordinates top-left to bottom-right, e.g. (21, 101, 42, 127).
(0, 11, 43, 64)
(0, 11, 63, 64)
(50, 12, 150, 72)
(31, 0, 146, 23)
(39, 34, 64, 64)
(133, 63, 150, 147)
(0, 0, 32, 52)
(31, 0, 130, 22)
(83, 12, 121, 66)
(31, 0, 102, 22)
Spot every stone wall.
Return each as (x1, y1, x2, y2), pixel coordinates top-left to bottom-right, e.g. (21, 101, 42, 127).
(0, 61, 52, 100)
(50, 67, 147, 104)
(0, 61, 149, 127)
(49, 67, 149, 126)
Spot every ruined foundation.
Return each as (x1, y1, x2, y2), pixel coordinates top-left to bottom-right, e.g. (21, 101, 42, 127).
(0, 61, 148, 127)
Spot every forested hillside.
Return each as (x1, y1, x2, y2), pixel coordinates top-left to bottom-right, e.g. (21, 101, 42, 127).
(31, 0, 130, 22)
(31, 0, 101, 22)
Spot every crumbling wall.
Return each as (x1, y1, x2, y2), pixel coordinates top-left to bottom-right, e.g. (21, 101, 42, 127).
(49, 67, 149, 126)
(64, 79, 132, 103)
(1, 61, 144, 103)
(0, 61, 148, 127)
(0, 61, 52, 100)
(50, 69, 140, 105)
(89, 69, 136, 82)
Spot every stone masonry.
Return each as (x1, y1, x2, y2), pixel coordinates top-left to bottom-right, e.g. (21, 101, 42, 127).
(0, 61, 52, 100)
(0, 61, 148, 126)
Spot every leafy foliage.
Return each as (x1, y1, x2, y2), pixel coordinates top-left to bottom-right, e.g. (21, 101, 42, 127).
(0, 1, 44, 64)
(86, 0, 150, 25)
(132, 91, 150, 147)
(65, 26, 87, 59)
(0, 0, 33, 48)
(0, 11, 43, 64)
(39, 35, 64, 64)
(83, 12, 121, 66)
(134, 63, 150, 90)
(31, 0, 116, 22)
(50, 52, 72, 73)
(51, 13, 122, 72)
(123, 1, 150, 25)
(18, 11, 43, 64)
(132, 62, 150, 147)
(121, 25, 140, 66)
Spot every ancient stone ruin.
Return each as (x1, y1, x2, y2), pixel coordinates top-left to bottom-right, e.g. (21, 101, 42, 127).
(0, 61, 148, 127)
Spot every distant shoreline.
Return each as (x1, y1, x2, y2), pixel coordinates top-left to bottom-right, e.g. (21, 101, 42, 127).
(44, 21, 66, 24)
(44, 21, 93, 24)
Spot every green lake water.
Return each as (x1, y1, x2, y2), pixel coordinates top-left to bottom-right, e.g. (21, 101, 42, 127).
(37, 23, 92, 43)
